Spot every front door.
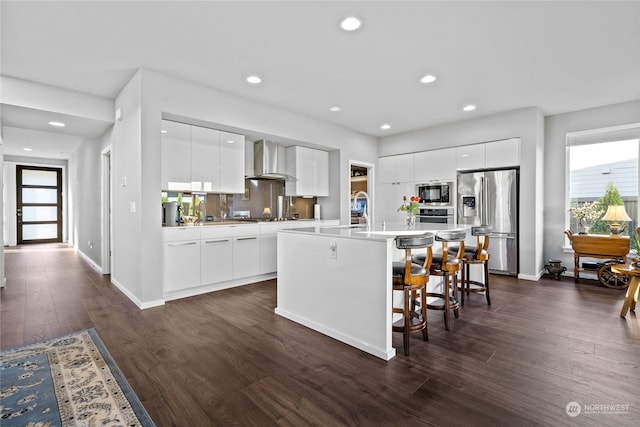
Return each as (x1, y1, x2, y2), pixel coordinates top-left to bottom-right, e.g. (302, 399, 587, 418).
(16, 165, 63, 244)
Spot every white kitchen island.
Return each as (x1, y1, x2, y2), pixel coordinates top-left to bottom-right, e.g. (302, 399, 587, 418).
(275, 223, 469, 360)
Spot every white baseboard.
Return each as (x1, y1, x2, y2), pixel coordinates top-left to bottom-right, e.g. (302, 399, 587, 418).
(110, 277, 165, 310)
(163, 273, 277, 302)
(76, 248, 103, 274)
(518, 271, 543, 281)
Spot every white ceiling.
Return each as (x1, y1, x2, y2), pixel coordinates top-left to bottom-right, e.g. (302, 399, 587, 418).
(1, 1, 639, 159)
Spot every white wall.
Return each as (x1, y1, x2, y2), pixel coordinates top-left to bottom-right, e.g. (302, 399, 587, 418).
(0, 134, 4, 287)
(69, 137, 103, 267)
(108, 69, 378, 307)
(378, 107, 544, 279)
(544, 100, 640, 270)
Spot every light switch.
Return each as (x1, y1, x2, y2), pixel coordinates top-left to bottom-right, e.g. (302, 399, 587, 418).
(130, 202, 136, 213)
(329, 240, 337, 259)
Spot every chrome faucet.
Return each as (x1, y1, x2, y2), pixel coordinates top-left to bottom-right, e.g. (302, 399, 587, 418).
(352, 191, 371, 231)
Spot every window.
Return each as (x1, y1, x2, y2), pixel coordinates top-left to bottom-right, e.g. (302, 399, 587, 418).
(567, 131, 639, 237)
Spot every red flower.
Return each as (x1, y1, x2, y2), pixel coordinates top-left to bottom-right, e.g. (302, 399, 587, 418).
(403, 196, 407, 201)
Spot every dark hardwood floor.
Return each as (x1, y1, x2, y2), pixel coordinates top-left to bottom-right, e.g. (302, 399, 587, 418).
(1, 244, 639, 426)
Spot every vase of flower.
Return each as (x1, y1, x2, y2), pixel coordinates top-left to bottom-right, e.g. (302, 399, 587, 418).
(406, 212, 416, 229)
(570, 201, 603, 235)
(398, 195, 420, 229)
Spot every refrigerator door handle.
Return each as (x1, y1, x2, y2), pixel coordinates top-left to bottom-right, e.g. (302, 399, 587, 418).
(488, 233, 516, 239)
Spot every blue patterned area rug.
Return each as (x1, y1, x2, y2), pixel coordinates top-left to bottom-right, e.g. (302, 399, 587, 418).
(0, 328, 155, 426)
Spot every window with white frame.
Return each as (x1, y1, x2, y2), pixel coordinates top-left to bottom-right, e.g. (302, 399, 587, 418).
(567, 128, 639, 238)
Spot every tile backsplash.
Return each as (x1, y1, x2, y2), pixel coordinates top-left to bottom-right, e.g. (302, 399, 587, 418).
(162, 179, 317, 221)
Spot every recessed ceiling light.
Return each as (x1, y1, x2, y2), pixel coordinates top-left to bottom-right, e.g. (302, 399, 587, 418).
(226, 140, 235, 144)
(23, 147, 33, 152)
(380, 123, 391, 130)
(246, 75, 262, 84)
(161, 130, 167, 134)
(463, 105, 476, 112)
(48, 121, 65, 127)
(340, 17, 362, 31)
(420, 74, 437, 84)
(329, 106, 342, 112)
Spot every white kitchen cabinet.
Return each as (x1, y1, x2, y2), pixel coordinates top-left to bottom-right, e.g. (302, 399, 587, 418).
(414, 148, 456, 182)
(378, 181, 417, 223)
(161, 120, 192, 191)
(190, 125, 220, 192)
(285, 146, 329, 197)
(201, 237, 233, 284)
(163, 239, 201, 293)
(219, 131, 245, 193)
(456, 144, 486, 171)
(485, 138, 520, 168)
(259, 233, 277, 274)
(161, 120, 245, 193)
(232, 235, 260, 279)
(379, 154, 415, 184)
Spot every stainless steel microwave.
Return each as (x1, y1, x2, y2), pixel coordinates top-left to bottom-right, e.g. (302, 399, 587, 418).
(416, 182, 453, 205)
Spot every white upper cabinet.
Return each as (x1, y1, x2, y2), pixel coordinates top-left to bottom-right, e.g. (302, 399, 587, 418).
(456, 138, 520, 171)
(379, 153, 415, 183)
(161, 120, 192, 191)
(190, 125, 220, 192)
(161, 120, 245, 193)
(219, 131, 245, 193)
(285, 146, 329, 197)
(414, 148, 456, 182)
(485, 138, 520, 169)
(456, 144, 486, 171)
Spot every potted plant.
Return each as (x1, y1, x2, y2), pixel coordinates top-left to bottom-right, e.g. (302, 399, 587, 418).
(569, 201, 604, 234)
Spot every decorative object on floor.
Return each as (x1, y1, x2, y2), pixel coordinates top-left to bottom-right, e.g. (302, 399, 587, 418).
(544, 259, 566, 280)
(601, 204, 631, 236)
(0, 328, 155, 427)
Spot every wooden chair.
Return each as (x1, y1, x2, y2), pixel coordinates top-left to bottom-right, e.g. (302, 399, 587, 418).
(392, 233, 434, 356)
(413, 229, 466, 330)
(459, 226, 492, 306)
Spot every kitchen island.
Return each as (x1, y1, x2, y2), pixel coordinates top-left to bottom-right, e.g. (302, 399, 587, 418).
(275, 223, 469, 360)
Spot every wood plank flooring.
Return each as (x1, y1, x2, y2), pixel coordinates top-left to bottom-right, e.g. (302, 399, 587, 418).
(1, 244, 639, 426)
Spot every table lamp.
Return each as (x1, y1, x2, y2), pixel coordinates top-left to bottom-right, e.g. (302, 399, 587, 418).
(263, 207, 271, 218)
(601, 205, 631, 236)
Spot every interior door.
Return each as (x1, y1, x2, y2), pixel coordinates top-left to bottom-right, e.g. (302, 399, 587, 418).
(16, 165, 63, 244)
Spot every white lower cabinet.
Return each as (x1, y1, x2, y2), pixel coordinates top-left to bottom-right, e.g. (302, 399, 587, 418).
(232, 235, 260, 279)
(259, 233, 278, 275)
(200, 237, 233, 284)
(163, 239, 201, 292)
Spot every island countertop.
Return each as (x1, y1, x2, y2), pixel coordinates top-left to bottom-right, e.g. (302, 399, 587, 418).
(279, 222, 470, 241)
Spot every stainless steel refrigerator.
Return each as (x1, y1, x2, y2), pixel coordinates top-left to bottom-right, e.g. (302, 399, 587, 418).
(457, 169, 518, 275)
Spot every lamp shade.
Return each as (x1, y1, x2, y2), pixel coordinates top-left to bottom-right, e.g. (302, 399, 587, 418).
(601, 205, 632, 222)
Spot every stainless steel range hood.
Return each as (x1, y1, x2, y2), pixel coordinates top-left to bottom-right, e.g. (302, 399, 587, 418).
(253, 139, 292, 180)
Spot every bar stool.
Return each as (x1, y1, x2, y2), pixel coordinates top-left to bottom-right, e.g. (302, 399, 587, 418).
(459, 226, 492, 306)
(392, 233, 434, 356)
(414, 230, 466, 330)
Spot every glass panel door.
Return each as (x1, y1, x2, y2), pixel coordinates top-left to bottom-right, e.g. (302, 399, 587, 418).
(16, 166, 62, 244)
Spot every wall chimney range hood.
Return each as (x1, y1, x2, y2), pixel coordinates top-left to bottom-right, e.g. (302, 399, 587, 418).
(253, 139, 293, 180)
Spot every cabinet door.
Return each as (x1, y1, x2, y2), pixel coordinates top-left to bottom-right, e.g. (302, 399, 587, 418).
(163, 240, 201, 292)
(201, 237, 233, 284)
(395, 153, 415, 183)
(431, 148, 457, 181)
(285, 146, 314, 196)
(219, 131, 245, 193)
(456, 144, 485, 171)
(378, 156, 397, 184)
(313, 149, 329, 197)
(259, 233, 277, 274)
(485, 138, 520, 168)
(190, 126, 220, 192)
(232, 236, 260, 279)
(414, 151, 434, 182)
(161, 120, 192, 191)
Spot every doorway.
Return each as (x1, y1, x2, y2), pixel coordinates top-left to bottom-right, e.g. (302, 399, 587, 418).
(349, 162, 374, 225)
(16, 165, 63, 244)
